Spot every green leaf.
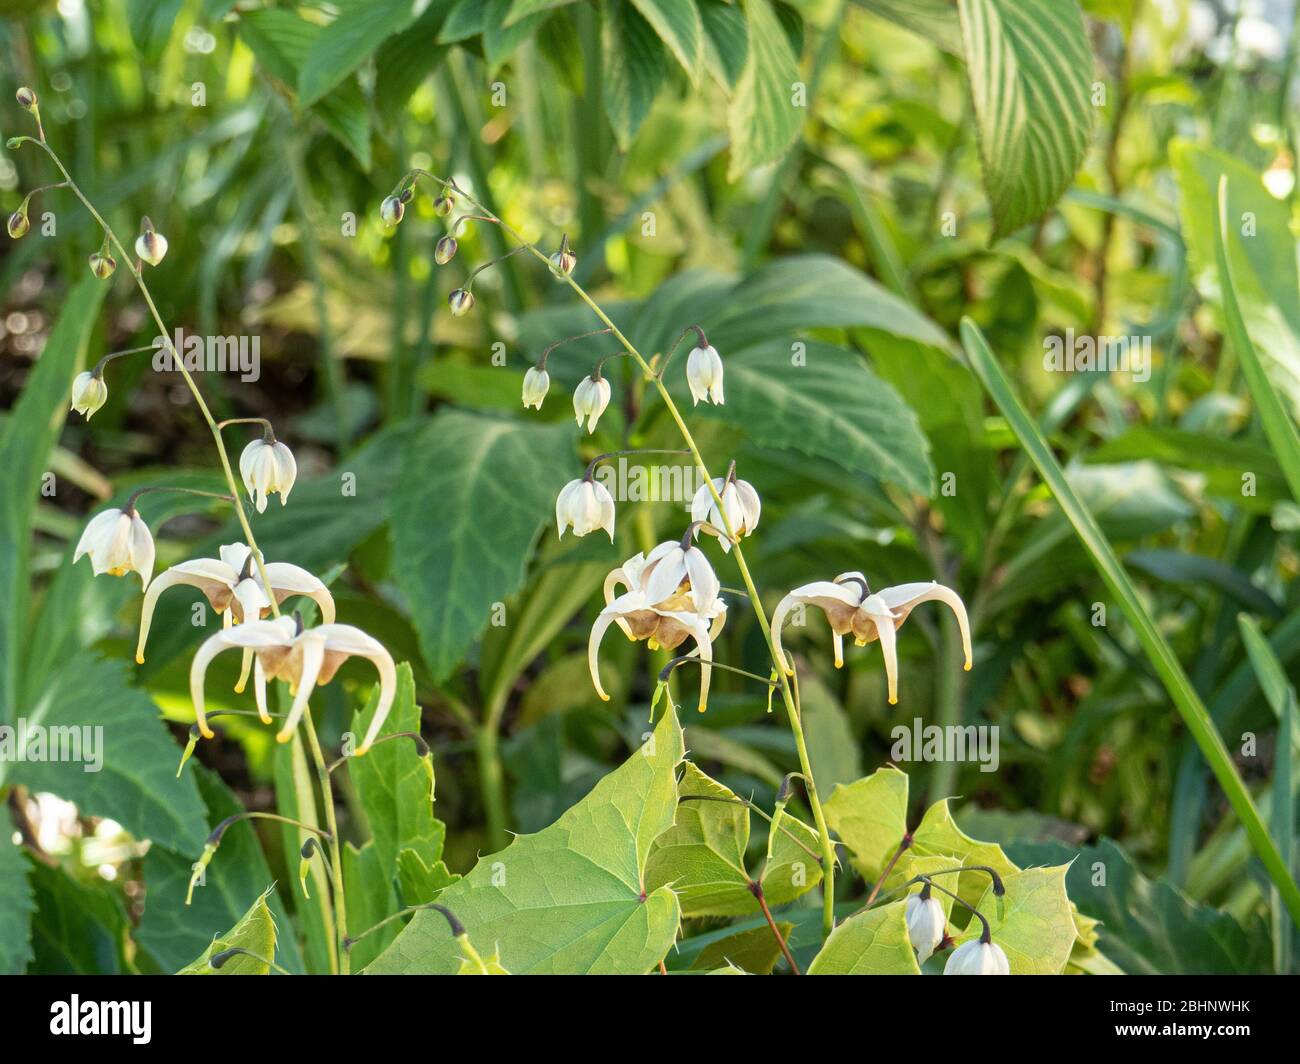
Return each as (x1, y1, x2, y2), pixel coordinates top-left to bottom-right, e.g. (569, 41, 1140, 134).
(957, 0, 1093, 239)
(1126, 549, 1282, 619)
(689, 924, 789, 973)
(604, 0, 669, 149)
(727, 0, 801, 179)
(961, 316, 1300, 928)
(824, 767, 911, 883)
(127, 0, 185, 59)
(273, 733, 334, 974)
(348, 663, 445, 879)
(700, 0, 747, 89)
(367, 703, 685, 973)
(1174, 141, 1300, 438)
(138, 767, 303, 974)
(631, 0, 703, 82)
(1009, 839, 1271, 974)
(807, 900, 921, 974)
(1272, 689, 1297, 972)
(177, 887, 279, 975)
(798, 672, 863, 796)
(342, 841, 401, 970)
(0, 832, 34, 974)
(0, 277, 104, 724)
(28, 861, 128, 975)
(676, 339, 934, 495)
(504, 0, 578, 28)
(851, 0, 963, 55)
(375, 2, 454, 121)
(644, 761, 821, 917)
(955, 865, 1076, 974)
(397, 847, 459, 906)
(5, 653, 207, 853)
(483, 0, 551, 72)
(389, 411, 575, 683)
(299, 0, 424, 106)
(439, 0, 487, 42)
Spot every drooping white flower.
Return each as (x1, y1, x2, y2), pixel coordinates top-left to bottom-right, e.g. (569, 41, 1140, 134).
(190, 615, 396, 753)
(771, 574, 971, 702)
(572, 375, 611, 433)
(690, 472, 760, 552)
(74, 507, 155, 589)
(70, 371, 108, 419)
(555, 477, 615, 540)
(522, 366, 550, 410)
(686, 343, 724, 405)
(905, 892, 947, 963)
(943, 938, 1010, 975)
(637, 537, 721, 616)
(136, 543, 334, 669)
(239, 437, 297, 514)
(588, 550, 727, 713)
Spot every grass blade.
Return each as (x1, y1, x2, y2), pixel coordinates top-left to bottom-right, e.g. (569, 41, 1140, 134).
(960, 316, 1300, 927)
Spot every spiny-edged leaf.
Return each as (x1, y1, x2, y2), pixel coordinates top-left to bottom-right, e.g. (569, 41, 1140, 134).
(958, 0, 1093, 239)
(690, 923, 789, 973)
(605, 0, 669, 149)
(28, 861, 128, 974)
(457, 938, 511, 973)
(824, 765, 910, 883)
(700, 0, 747, 89)
(902, 799, 1019, 910)
(1173, 141, 1300, 433)
(0, 277, 104, 723)
(0, 833, 34, 974)
(483, 0, 550, 73)
(954, 864, 1077, 974)
(366, 703, 685, 974)
(342, 841, 400, 970)
(237, 8, 372, 167)
(7, 653, 207, 853)
(631, 0, 703, 81)
(851, 0, 963, 55)
(177, 886, 279, 975)
(727, 0, 801, 179)
(504, 0, 578, 26)
(807, 900, 921, 974)
(1009, 838, 1271, 974)
(348, 663, 445, 879)
(397, 848, 459, 906)
(375, 2, 454, 122)
(389, 411, 575, 683)
(674, 339, 934, 495)
(138, 767, 303, 974)
(299, 0, 425, 106)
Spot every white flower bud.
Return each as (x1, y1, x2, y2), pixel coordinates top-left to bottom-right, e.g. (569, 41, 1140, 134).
(135, 220, 168, 266)
(89, 249, 117, 279)
(690, 474, 760, 552)
(7, 207, 29, 239)
(905, 893, 946, 963)
(943, 938, 1010, 975)
(380, 195, 405, 227)
(434, 235, 458, 264)
(448, 288, 474, 316)
(549, 235, 576, 277)
(555, 478, 615, 540)
(522, 366, 550, 410)
(74, 507, 155, 589)
(239, 437, 297, 514)
(686, 343, 724, 405)
(70, 370, 108, 419)
(572, 375, 611, 433)
(16, 87, 38, 111)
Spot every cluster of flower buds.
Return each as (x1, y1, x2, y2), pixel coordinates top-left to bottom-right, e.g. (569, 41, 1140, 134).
(773, 574, 972, 700)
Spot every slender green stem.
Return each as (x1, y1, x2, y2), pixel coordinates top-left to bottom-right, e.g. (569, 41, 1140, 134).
(301, 711, 348, 975)
(475, 724, 509, 852)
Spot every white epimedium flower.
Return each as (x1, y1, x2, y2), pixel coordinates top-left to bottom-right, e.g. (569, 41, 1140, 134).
(772, 574, 971, 703)
(555, 477, 615, 540)
(74, 507, 155, 589)
(589, 550, 728, 713)
(690, 471, 760, 552)
(190, 615, 396, 753)
(572, 374, 611, 433)
(905, 892, 947, 963)
(239, 437, 297, 514)
(637, 536, 721, 616)
(686, 342, 724, 406)
(135, 217, 168, 266)
(943, 938, 1010, 976)
(70, 370, 108, 419)
(522, 366, 550, 410)
(136, 543, 334, 667)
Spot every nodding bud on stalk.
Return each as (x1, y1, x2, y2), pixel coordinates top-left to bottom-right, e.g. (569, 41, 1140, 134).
(549, 234, 576, 277)
(572, 374, 611, 433)
(380, 195, 405, 227)
(521, 366, 550, 409)
(135, 217, 168, 266)
(776, 773, 797, 804)
(88, 247, 116, 279)
(433, 190, 455, 217)
(70, 370, 108, 419)
(448, 288, 475, 316)
(16, 87, 37, 111)
(435, 235, 458, 264)
(7, 205, 29, 239)
(298, 837, 318, 898)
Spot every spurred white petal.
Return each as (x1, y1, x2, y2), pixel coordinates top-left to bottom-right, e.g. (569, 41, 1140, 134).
(74, 507, 154, 589)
